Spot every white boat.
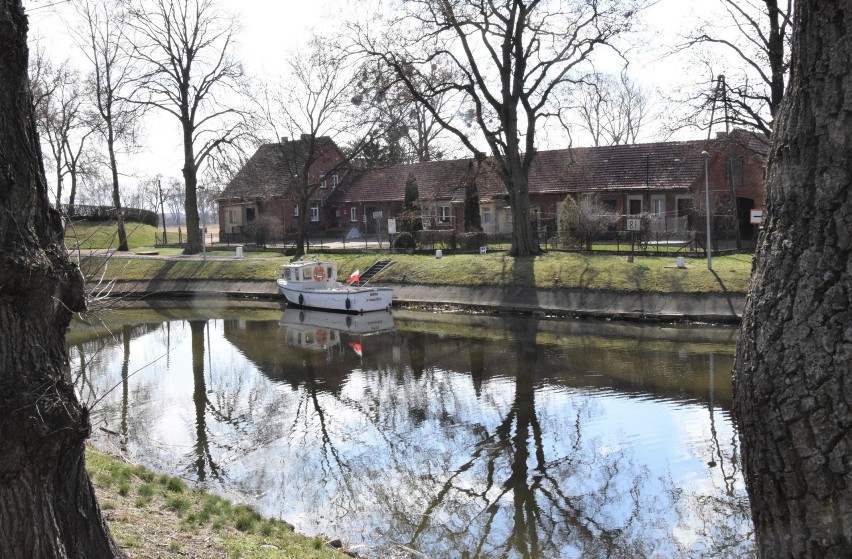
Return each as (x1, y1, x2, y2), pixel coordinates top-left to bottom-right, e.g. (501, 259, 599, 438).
(276, 260, 394, 313)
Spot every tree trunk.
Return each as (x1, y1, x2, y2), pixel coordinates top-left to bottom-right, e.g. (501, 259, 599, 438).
(733, 2, 852, 557)
(295, 198, 308, 257)
(107, 135, 128, 251)
(503, 155, 540, 257)
(0, 1, 124, 557)
(182, 116, 201, 255)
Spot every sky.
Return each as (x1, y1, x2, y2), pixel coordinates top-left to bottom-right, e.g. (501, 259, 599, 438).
(22, 0, 731, 201)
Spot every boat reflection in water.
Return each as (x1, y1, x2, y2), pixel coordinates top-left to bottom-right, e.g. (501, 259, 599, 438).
(279, 308, 394, 357)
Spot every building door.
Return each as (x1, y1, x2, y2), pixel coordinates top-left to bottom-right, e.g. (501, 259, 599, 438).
(737, 197, 756, 240)
(676, 197, 693, 230)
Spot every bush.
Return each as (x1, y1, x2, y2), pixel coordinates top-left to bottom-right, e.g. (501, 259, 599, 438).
(244, 215, 283, 247)
(416, 229, 456, 249)
(558, 195, 620, 250)
(456, 231, 488, 251)
(63, 204, 159, 227)
(393, 231, 416, 249)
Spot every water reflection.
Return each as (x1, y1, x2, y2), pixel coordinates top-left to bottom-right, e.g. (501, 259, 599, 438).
(69, 306, 754, 558)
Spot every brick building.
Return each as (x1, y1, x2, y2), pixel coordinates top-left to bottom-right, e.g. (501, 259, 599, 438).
(218, 130, 767, 243)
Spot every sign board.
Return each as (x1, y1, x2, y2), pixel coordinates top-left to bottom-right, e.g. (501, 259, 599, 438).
(627, 217, 642, 231)
(387, 218, 396, 234)
(750, 208, 763, 224)
(372, 211, 383, 219)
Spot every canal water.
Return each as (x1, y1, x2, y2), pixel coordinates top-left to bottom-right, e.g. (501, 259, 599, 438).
(68, 304, 754, 558)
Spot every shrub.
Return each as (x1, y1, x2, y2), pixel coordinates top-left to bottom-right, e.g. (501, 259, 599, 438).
(393, 231, 416, 249)
(456, 231, 488, 251)
(244, 215, 283, 247)
(416, 229, 456, 249)
(558, 195, 620, 250)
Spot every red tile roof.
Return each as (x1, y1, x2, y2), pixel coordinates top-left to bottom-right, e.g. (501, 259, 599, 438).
(222, 130, 768, 205)
(219, 136, 343, 202)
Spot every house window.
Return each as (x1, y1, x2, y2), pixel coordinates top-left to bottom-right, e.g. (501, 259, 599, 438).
(437, 205, 452, 224)
(482, 208, 492, 224)
(310, 202, 320, 222)
(320, 175, 327, 189)
(293, 204, 299, 217)
(350, 207, 357, 222)
(728, 157, 744, 189)
(675, 196, 693, 217)
(627, 196, 643, 215)
(651, 196, 665, 216)
(228, 209, 238, 224)
(332, 174, 339, 187)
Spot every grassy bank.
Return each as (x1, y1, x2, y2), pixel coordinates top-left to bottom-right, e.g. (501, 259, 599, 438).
(66, 221, 162, 250)
(78, 251, 753, 293)
(88, 447, 348, 558)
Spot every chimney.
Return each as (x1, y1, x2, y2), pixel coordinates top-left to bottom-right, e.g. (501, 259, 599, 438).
(716, 131, 728, 139)
(280, 136, 288, 143)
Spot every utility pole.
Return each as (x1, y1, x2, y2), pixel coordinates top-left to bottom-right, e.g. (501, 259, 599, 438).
(702, 151, 713, 270)
(157, 178, 167, 244)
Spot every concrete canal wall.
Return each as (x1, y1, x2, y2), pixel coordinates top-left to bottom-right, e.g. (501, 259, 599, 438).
(91, 280, 746, 323)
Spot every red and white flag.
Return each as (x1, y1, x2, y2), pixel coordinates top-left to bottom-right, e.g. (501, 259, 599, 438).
(346, 269, 360, 284)
(349, 342, 363, 357)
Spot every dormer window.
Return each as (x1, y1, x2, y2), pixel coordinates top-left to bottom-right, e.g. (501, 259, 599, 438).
(320, 174, 327, 189)
(332, 173, 339, 187)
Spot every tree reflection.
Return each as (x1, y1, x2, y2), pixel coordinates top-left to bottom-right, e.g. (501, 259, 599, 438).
(120, 325, 131, 452)
(189, 320, 221, 481)
(387, 319, 672, 558)
(70, 309, 754, 558)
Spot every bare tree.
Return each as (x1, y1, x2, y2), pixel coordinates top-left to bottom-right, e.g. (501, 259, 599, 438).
(356, 57, 461, 164)
(129, 0, 246, 254)
(29, 56, 88, 207)
(74, 0, 146, 251)
(733, 1, 852, 556)
(0, 0, 123, 556)
(354, 0, 643, 256)
(673, 0, 792, 137)
(63, 120, 98, 216)
(574, 72, 652, 146)
(254, 37, 383, 257)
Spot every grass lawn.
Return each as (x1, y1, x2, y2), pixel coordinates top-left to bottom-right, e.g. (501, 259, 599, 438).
(87, 447, 344, 558)
(66, 220, 161, 250)
(77, 250, 753, 293)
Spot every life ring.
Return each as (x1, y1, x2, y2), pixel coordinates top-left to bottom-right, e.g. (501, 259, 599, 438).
(315, 328, 329, 344)
(312, 266, 326, 281)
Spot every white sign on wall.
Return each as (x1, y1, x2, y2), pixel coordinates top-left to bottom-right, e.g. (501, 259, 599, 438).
(750, 209, 764, 224)
(627, 217, 642, 231)
(387, 218, 396, 234)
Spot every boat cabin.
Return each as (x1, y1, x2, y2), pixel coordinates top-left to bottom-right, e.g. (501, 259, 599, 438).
(280, 261, 338, 284)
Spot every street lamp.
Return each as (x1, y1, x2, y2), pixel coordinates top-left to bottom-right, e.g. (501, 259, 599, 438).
(701, 151, 713, 270)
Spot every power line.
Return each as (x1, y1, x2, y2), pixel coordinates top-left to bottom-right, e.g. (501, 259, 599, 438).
(25, 0, 71, 13)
